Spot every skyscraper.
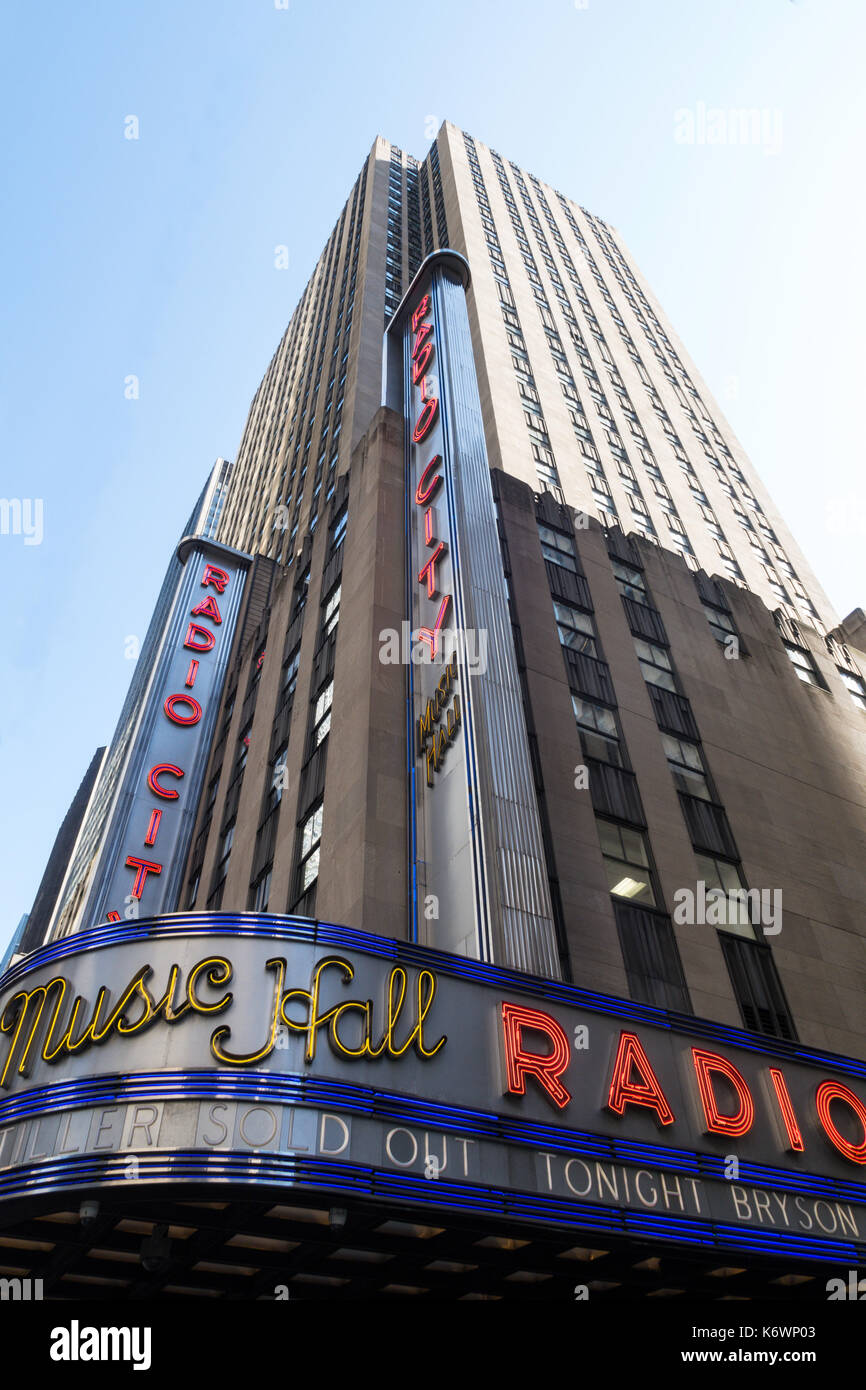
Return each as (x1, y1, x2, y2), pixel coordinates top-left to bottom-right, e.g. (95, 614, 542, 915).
(178, 123, 866, 1050)
(7, 125, 866, 1300)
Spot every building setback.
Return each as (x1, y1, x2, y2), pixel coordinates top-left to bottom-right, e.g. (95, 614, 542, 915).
(7, 124, 866, 1300)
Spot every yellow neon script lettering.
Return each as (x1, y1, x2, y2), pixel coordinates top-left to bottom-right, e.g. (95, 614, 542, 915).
(281, 957, 446, 1063)
(0, 957, 233, 1087)
(210, 958, 285, 1065)
(0, 954, 444, 1083)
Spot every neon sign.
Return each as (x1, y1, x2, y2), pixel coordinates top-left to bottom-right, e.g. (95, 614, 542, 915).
(410, 293, 452, 661)
(105, 560, 234, 921)
(416, 653, 461, 786)
(0, 954, 446, 1086)
(500, 1009, 866, 1169)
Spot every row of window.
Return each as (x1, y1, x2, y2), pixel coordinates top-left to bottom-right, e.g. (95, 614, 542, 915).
(780, 628, 866, 709)
(575, 195, 823, 630)
(464, 135, 566, 505)
(536, 511, 796, 1037)
(612, 543, 795, 1033)
(465, 134, 820, 630)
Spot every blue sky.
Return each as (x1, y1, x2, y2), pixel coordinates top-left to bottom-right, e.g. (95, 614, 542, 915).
(1, 0, 864, 950)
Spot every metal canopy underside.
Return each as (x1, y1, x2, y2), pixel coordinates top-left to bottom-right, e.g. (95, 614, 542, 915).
(0, 1185, 844, 1302)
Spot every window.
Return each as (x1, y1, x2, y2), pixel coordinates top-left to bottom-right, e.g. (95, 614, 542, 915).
(634, 637, 676, 691)
(615, 904, 691, 1012)
(186, 872, 200, 910)
(719, 935, 797, 1040)
(695, 854, 755, 939)
(518, 379, 540, 405)
(321, 584, 341, 639)
(538, 522, 578, 573)
(597, 819, 656, 906)
(207, 878, 225, 911)
(572, 695, 622, 766)
(292, 566, 310, 619)
(218, 821, 235, 866)
(205, 774, 220, 814)
(553, 601, 597, 656)
(330, 505, 348, 552)
(838, 668, 866, 711)
(590, 474, 612, 498)
(702, 602, 736, 645)
(662, 734, 712, 800)
(721, 557, 745, 584)
(281, 647, 300, 702)
(269, 743, 289, 810)
(611, 559, 646, 602)
(782, 642, 821, 687)
(312, 680, 333, 747)
(249, 867, 272, 913)
(236, 725, 252, 773)
(298, 803, 323, 892)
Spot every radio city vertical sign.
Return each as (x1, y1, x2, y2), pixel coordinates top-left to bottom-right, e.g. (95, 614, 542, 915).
(385, 251, 560, 976)
(401, 268, 477, 962)
(82, 538, 251, 927)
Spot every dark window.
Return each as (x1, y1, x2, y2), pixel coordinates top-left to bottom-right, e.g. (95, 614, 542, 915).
(249, 867, 272, 913)
(330, 505, 348, 552)
(185, 872, 199, 910)
(614, 903, 691, 1012)
(719, 934, 797, 1040)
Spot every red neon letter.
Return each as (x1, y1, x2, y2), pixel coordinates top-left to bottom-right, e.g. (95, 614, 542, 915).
(418, 541, 446, 598)
(106, 911, 121, 924)
(692, 1049, 755, 1138)
(144, 809, 162, 847)
(184, 622, 216, 653)
(415, 456, 443, 506)
(768, 1068, 805, 1152)
(412, 342, 434, 384)
(411, 294, 430, 332)
(164, 693, 202, 726)
(412, 321, 433, 358)
(201, 563, 230, 593)
(185, 659, 199, 688)
(501, 1002, 572, 1110)
(190, 595, 223, 624)
(147, 763, 184, 799)
(816, 1080, 866, 1164)
(607, 1031, 675, 1126)
(417, 595, 452, 660)
(125, 856, 162, 900)
(413, 383, 438, 443)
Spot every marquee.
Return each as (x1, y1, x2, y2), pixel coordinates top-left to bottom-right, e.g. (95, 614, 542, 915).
(1, 912, 864, 1264)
